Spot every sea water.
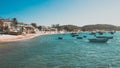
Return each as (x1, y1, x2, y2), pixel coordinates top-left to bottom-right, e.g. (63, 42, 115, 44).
(0, 32, 120, 68)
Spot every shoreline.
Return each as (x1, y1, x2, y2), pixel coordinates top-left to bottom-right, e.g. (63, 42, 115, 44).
(0, 31, 115, 43)
(0, 31, 59, 43)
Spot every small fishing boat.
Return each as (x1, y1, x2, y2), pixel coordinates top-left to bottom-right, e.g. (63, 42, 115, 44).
(76, 37, 83, 39)
(71, 35, 76, 37)
(89, 32, 96, 35)
(72, 34, 79, 37)
(88, 38, 109, 43)
(71, 34, 79, 37)
(96, 36, 113, 39)
(97, 32, 104, 35)
(109, 32, 115, 34)
(83, 36, 87, 38)
(58, 37, 63, 40)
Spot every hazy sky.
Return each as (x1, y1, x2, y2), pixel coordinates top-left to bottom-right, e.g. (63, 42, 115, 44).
(1, 0, 120, 26)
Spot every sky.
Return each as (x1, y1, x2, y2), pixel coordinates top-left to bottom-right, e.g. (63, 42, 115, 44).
(1, 0, 120, 26)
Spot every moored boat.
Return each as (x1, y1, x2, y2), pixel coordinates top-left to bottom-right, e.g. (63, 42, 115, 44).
(76, 37, 83, 39)
(88, 38, 109, 43)
(109, 31, 115, 34)
(83, 36, 87, 38)
(58, 37, 63, 40)
(96, 36, 113, 39)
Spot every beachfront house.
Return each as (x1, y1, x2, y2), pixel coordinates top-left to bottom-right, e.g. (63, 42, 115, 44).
(22, 25, 35, 34)
(9, 23, 37, 35)
(0, 19, 12, 33)
(48, 28, 58, 34)
(0, 18, 38, 35)
(43, 27, 57, 31)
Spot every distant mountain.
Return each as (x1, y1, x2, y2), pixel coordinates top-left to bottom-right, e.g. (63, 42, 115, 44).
(52, 24, 120, 32)
(81, 24, 119, 31)
(51, 24, 81, 32)
(60, 25, 81, 31)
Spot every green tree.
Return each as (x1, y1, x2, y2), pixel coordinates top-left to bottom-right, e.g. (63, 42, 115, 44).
(37, 26, 42, 30)
(12, 18, 18, 26)
(61, 25, 81, 31)
(51, 24, 61, 31)
(31, 23, 37, 28)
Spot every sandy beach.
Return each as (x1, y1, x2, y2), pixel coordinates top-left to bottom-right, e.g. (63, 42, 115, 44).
(0, 31, 59, 43)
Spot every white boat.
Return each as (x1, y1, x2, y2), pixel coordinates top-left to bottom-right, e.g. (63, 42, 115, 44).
(96, 36, 113, 39)
(88, 38, 109, 43)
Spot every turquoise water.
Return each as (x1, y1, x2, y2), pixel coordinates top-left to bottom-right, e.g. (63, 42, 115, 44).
(0, 32, 120, 68)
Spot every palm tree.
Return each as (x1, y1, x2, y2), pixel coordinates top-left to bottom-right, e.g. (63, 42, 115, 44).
(12, 18, 18, 26)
